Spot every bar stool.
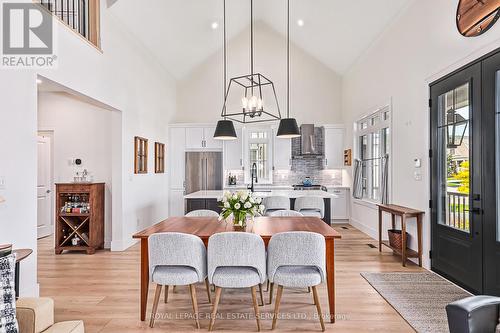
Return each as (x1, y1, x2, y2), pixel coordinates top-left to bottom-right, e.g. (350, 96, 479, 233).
(294, 196, 324, 219)
(262, 196, 290, 216)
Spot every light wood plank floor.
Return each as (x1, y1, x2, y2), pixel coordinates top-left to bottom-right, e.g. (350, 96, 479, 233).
(38, 224, 423, 332)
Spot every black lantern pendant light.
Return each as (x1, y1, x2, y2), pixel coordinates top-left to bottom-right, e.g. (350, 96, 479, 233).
(219, 0, 282, 124)
(277, 0, 300, 138)
(214, 0, 237, 140)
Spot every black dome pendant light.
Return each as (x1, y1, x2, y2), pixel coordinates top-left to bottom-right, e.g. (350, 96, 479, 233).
(214, 0, 237, 140)
(277, 0, 300, 139)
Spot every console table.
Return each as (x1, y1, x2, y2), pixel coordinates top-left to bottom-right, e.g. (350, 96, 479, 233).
(377, 204, 424, 267)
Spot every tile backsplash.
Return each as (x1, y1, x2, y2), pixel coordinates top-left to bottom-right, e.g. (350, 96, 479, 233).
(225, 167, 343, 187)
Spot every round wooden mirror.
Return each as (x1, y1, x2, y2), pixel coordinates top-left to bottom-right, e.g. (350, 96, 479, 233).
(457, 0, 500, 37)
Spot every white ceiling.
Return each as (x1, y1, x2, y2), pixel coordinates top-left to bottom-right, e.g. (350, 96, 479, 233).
(110, 0, 412, 79)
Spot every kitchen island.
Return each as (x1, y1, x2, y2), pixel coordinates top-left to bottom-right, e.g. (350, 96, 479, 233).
(184, 190, 337, 224)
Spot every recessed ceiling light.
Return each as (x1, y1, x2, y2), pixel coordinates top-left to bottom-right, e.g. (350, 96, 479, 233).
(36, 78, 43, 84)
(297, 19, 304, 27)
(211, 22, 219, 30)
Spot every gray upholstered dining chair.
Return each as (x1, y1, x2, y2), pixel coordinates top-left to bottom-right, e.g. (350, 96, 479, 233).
(262, 196, 290, 216)
(185, 209, 220, 217)
(207, 232, 266, 331)
(294, 196, 325, 218)
(148, 232, 211, 329)
(267, 231, 326, 331)
(268, 210, 304, 217)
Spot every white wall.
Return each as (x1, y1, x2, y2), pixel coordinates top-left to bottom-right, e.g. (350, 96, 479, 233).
(342, 0, 500, 268)
(0, 1, 176, 296)
(38, 92, 115, 247)
(176, 22, 342, 125)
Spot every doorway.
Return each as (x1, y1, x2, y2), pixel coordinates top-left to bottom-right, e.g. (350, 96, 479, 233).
(37, 133, 53, 239)
(430, 48, 500, 295)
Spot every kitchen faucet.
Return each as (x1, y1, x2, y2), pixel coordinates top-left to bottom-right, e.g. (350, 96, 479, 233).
(248, 162, 258, 192)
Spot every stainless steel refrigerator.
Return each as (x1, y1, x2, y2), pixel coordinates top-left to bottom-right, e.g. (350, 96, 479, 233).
(185, 152, 223, 194)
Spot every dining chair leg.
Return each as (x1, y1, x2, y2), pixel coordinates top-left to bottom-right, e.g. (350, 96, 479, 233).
(164, 285, 169, 303)
(258, 283, 264, 306)
(209, 287, 222, 331)
(173, 285, 177, 293)
(189, 284, 201, 329)
(268, 282, 274, 305)
(312, 286, 325, 332)
(265, 280, 269, 292)
(272, 285, 283, 330)
(149, 284, 163, 328)
(308, 286, 311, 293)
(251, 286, 261, 332)
(205, 278, 212, 303)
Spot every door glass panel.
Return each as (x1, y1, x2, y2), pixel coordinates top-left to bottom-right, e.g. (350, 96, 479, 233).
(437, 83, 470, 233)
(496, 72, 500, 242)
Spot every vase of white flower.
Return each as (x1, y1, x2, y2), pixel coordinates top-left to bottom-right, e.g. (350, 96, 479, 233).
(218, 191, 265, 231)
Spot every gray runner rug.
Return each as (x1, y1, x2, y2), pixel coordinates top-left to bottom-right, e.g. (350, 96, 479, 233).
(361, 272, 471, 333)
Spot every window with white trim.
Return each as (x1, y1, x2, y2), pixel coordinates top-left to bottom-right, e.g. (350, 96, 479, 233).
(355, 106, 391, 202)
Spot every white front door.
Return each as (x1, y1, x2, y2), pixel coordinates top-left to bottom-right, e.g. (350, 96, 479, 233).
(37, 135, 53, 239)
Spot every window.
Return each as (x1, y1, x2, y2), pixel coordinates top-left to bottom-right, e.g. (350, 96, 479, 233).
(244, 128, 273, 184)
(154, 142, 165, 174)
(134, 137, 148, 174)
(37, 0, 101, 48)
(355, 106, 391, 202)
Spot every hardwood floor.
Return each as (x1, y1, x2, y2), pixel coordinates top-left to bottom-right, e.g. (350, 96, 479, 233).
(38, 224, 423, 332)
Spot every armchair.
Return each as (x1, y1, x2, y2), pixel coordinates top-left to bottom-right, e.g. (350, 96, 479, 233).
(446, 296, 500, 333)
(16, 298, 84, 333)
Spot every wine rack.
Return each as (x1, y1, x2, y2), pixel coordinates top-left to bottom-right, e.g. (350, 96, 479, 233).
(55, 183, 104, 255)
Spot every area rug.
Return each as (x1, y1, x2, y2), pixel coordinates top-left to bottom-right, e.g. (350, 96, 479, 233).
(361, 272, 471, 333)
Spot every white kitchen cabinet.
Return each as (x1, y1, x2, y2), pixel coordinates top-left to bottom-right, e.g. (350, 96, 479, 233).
(186, 127, 222, 150)
(273, 133, 292, 170)
(329, 188, 349, 220)
(169, 189, 186, 217)
(223, 127, 243, 170)
(169, 127, 186, 189)
(324, 127, 345, 169)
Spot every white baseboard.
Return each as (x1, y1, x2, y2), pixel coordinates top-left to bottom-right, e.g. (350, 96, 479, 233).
(110, 238, 138, 251)
(331, 219, 349, 224)
(349, 217, 378, 240)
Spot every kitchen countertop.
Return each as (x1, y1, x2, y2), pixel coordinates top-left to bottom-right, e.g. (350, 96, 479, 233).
(184, 190, 338, 199)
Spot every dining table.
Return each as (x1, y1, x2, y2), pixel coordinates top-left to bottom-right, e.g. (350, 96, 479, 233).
(132, 216, 342, 323)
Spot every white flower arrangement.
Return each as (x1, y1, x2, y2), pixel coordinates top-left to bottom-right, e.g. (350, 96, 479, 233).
(218, 190, 265, 226)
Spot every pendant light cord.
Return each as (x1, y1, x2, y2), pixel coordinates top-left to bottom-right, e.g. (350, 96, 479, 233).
(250, 0, 254, 95)
(287, 0, 290, 118)
(223, 0, 227, 118)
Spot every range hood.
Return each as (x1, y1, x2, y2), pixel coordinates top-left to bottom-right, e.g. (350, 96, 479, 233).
(292, 124, 324, 158)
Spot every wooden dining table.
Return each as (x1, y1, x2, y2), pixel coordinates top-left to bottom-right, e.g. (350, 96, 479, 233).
(132, 216, 342, 323)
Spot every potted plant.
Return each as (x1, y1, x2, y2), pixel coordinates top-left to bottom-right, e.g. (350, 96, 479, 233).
(218, 191, 265, 230)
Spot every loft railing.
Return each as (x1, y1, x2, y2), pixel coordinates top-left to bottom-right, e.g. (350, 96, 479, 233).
(445, 191, 469, 232)
(36, 0, 100, 48)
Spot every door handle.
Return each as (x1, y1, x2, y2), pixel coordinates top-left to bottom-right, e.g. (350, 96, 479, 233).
(464, 208, 481, 214)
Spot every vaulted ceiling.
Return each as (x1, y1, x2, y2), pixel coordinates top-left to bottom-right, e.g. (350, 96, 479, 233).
(110, 0, 412, 79)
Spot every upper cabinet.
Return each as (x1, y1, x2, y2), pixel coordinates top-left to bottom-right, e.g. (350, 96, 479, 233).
(324, 126, 345, 169)
(223, 127, 243, 170)
(169, 127, 186, 189)
(186, 127, 222, 150)
(273, 129, 292, 171)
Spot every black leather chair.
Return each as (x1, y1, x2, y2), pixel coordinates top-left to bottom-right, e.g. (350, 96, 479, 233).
(446, 296, 500, 333)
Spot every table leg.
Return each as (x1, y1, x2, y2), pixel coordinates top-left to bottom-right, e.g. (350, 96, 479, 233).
(326, 239, 335, 323)
(391, 214, 396, 230)
(15, 263, 20, 299)
(378, 208, 382, 252)
(140, 238, 149, 321)
(417, 214, 423, 267)
(401, 215, 407, 267)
